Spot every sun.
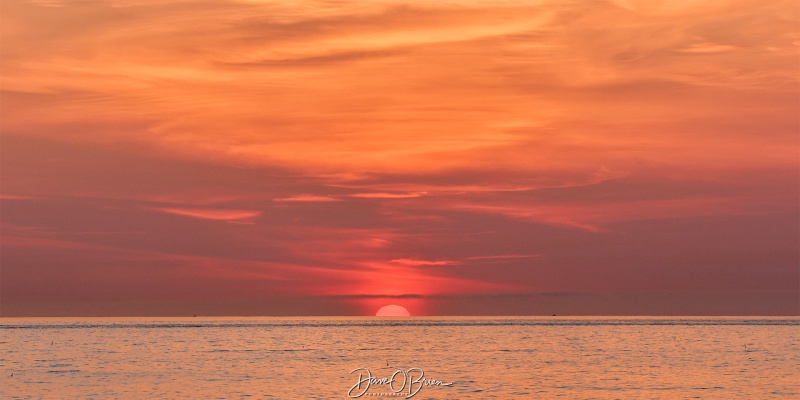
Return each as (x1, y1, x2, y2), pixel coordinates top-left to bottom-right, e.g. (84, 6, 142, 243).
(375, 304, 411, 317)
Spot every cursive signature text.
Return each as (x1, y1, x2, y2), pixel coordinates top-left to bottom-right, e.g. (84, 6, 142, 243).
(348, 367, 453, 398)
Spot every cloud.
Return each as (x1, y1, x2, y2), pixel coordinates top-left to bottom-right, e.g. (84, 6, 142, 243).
(676, 42, 737, 54)
(3, 0, 795, 176)
(0, 194, 38, 200)
(151, 207, 261, 222)
(327, 293, 425, 299)
(350, 192, 427, 199)
(390, 258, 461, 266)
(0, 235, 108, 251)
(273, 195, 340, 202)
(467, 254, 541, 260)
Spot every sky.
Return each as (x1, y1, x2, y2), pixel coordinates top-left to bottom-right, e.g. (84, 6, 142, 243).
(1, 0, 798, 316)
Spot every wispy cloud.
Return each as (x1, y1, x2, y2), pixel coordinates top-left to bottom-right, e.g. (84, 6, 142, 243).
(151, 207, 261, 222)
(0, 194, 39, 200)
(390, 258, 461, 266)
(273, 195, 340, 202)
(350, 192, 427, 199)
(467, 254, 541, 260)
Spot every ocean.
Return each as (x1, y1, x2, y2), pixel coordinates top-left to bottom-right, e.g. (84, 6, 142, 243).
(1, 317, 798, 399)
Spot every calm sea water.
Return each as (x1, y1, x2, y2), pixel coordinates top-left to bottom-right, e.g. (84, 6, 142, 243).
(1, 317, 798, 399)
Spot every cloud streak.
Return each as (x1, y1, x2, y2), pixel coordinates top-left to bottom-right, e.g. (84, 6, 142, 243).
(390, 258, 461, 266)
(152, 207, 261, 221)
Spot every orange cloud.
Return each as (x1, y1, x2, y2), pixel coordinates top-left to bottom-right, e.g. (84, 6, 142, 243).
(350, 192, 427, 199)
(3, 0, 793, 176)
(390, 258, 460, 266)
(152, 207, 261, 222)
(273, 195, 340, 202)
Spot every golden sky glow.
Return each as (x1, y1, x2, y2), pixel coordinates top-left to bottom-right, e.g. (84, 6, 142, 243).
(1, 0, 797, 316)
